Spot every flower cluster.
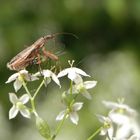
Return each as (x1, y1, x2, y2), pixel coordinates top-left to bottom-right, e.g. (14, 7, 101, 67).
(6, 61, 97, 127)
(56, 60, 97, 125)
(6, 60, 140, 140)
(6, 69, 60, 119)
(97, 100, 140, 140)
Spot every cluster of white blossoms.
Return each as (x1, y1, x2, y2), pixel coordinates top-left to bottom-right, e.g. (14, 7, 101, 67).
(6, 61, 140, 140)
(56, 60, 97, 125)
(6, 61, 97, 126)
(97, 100, 140, 140)
(6, 69, 61, 119)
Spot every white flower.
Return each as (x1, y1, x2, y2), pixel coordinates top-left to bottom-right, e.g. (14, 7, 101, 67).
(102, 100, 137, 115)
(102, 100, 140, 139)
(56, 102, 83, 125)
(34, 70, 61, 87)
(71, 75, 97, 99)
(6, 70, 38, 92)
(57, 67, 90, 81)
(102, 100, 137, 125)
(128, 135, 139, 140)
(9, 93, 30, 119)
(131, 122, 140, 139)
(97, 114, 114, 139)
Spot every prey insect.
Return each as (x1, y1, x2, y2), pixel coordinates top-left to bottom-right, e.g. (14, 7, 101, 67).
(7, 33, 77, 71)
(7, 34, 59, 71)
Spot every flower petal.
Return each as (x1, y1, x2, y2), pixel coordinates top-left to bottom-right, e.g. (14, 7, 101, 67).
(68, 69, 77, 81)
(73, 67, 90, 77)
(128, 135, 138, 140)
(19, 69, 28, 74)
(24, 74, 39, 81)
(19, 94, 29, 104)
(70, 112, 79, 125)
(84, 81, 97, 89)
(42, 70, 51, 78)
(56, 110, 66, 121)
(73, 74, 83, 84)
(108, 127, 114, 139)
(96, 114, 106, 123)
(72, 102, 83, 111)
(14, 79, 22, 92)
(82, 90, 92, 100)
(5, 73, 19, 83)
(33, 72, 41, 77)
(30, 75, 39, 81)
(44, 78, 51, 87)
(115, 123, 131, 139)
(9, 93, 18, 104)
(57, 69, 69, 78)
(20, 108, 31, 118)
(9, 106, 19, 119)
(52, 73, 61, 87)
(100, 128, 107, 135)
(102, 100, 120, 110)
(109, 112, 129, 125)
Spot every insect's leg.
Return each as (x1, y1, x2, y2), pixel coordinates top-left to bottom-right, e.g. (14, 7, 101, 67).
(36, 53, 41, 65)
(42, 47, 49, 60)
(42, 47, 58, 61)
(35, 53, 43, 75)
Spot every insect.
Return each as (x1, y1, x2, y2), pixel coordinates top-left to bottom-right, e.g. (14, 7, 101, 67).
(7, 34, 60, 71)
(7, 33, 77, 71)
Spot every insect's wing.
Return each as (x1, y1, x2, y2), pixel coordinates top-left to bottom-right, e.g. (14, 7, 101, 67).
(8, 46, 35, 64)
(7, 45, 36, 71)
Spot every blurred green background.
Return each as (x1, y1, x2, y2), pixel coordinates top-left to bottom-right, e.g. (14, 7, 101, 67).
(0, 0, 140, 140)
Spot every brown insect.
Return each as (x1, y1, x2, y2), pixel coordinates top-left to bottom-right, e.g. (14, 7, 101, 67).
(7, 33, 77, 71)
(7, 34, 60, 71)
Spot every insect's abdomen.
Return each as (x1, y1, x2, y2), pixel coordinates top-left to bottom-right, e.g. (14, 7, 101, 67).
(7, 58, 30, 71)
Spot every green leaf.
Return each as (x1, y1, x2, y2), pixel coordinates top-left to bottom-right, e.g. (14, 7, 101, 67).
(36, 117, 51, 139)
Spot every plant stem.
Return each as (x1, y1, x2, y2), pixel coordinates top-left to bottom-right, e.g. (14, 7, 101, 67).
(70, 80, 73, 96)
(30, 98, 39, 117)
(22, 80, 32, 98)
(54, 93, 78, 139)
(54, 110, 68, 138)
(33, 79, 45, 99)
(22, 80, 38, 116)
(87, 127, 102, 140)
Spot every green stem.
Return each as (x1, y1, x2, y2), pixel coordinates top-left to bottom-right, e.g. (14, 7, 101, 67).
(30, 98, 39, 117)
(53, 80, 78, 139)
(53, 94, 78, 139)
(69, 94, 78, 107)
(53, 110, 68, 139)
(86, 127, 102, 140)
(33, 79, 45, 99)
(22, 80, 38, 116)
(70, 80, 73, 96)
(22, 80, 32, 98)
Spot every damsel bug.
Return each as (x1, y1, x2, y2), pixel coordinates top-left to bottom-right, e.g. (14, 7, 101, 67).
(7, 33, 77, 71)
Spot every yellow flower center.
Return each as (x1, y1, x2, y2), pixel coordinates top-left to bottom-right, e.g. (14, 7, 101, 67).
(16, 102, 25, 110)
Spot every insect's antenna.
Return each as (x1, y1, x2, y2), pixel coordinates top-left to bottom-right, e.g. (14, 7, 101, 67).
(52, 32, 79, 40)
(43, 32, 78, 44)
(55, 50, 67, 56)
